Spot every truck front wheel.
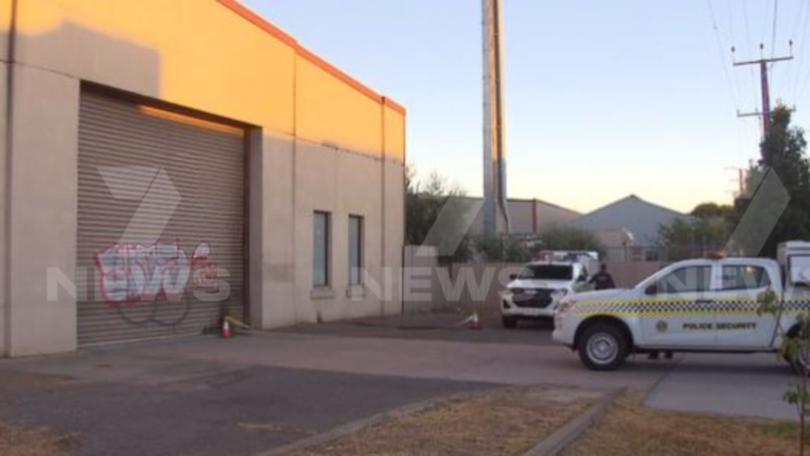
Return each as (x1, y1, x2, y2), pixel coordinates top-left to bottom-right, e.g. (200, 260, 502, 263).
(578, 323, 630, 371)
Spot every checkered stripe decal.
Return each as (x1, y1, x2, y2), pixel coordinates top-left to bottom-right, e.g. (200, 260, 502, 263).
(714, 299, 760, 313)
(784, 300, 810, 312)
(575, 298, 810, 316)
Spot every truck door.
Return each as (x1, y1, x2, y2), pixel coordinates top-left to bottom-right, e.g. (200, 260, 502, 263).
(713, 263, 777, 349)
(640, 264, 716, 348)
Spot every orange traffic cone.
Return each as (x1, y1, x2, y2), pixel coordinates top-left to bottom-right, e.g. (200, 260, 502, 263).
(469, 312, 482, 330)
(221, 318, 233, 338)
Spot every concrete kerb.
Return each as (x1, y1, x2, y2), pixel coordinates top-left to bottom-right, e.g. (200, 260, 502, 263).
(523, 356, 681, 456)
(258, 384, 620, 456)
(524, 387, 625, 456)
(255, 387, 499, 456)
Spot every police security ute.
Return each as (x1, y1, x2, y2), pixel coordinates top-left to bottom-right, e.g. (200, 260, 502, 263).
(552, 241, 810, 371)
(501, 260, 590, 328)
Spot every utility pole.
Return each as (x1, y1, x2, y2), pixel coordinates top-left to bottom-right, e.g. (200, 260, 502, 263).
(733, 43, 793, 135)
(482, 0, 511, 235)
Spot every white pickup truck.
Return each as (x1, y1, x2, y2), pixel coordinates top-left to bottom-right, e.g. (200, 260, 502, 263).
(501, 261, 590, 328)
(553, 241, 810, 370)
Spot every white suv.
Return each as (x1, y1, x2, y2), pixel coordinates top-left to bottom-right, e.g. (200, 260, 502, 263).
(501, 261, 590, 328)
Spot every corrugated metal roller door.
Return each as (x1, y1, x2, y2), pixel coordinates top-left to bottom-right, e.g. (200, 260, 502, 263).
(77, 90, 246, 345)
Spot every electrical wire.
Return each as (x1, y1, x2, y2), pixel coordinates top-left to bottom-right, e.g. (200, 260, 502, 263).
(770, 0, 779, 58)
(793, 0, 810, 101)
(741, 0, 759, 111)
(706, 0, 741, 111)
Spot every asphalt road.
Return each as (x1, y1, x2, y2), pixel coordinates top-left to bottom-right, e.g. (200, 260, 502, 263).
(0, 313, 799, 455)
(0, 346, 498, 456)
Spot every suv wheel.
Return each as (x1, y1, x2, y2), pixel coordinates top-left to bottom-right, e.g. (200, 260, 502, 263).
(578, 323, 629, 371)
(502, 316, 518, 329)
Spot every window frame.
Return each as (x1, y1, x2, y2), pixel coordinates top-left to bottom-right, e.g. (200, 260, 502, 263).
(790, 256, 810, 287)
(653, 265, 713, 294)
(720, 264, 771, 291)
(348, 214, 364, 286)
(313, 210, 331, 288)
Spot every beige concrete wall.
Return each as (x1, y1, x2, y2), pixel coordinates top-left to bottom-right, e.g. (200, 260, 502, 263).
(0, 61, 7, 355)
(403, 246, 447, 314)
(0, 0, 10, 61)
(252, 132, 297, 328)
(2, 3, 407, 354)
(7, 64, 78, 356)
(383, 159, 405, 314)
(291, 140, 399, 324)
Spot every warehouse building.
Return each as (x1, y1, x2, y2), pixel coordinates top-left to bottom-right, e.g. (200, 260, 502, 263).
(0, 0, 406, 356)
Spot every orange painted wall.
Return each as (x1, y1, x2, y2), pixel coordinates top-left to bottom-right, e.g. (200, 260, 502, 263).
(7, 0, 405, 161)
(384, 104, 406, 162)
(295, 55, 383, 154)
(0, 0, 10, 59)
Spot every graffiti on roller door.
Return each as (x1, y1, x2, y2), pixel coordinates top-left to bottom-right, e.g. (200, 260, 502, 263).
(95, 241, 226, 326)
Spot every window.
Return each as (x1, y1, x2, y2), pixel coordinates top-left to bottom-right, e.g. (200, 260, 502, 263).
(518, 265, 573, 281)
(655, 266, 712, 294)
(791, 256, 810, 286)
(313, 211, 330, 287)
(721, 265, 771, 290)
(349, 215, 363, 286)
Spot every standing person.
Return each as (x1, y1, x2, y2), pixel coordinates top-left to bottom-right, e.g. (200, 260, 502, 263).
(589, 263, 616, 290)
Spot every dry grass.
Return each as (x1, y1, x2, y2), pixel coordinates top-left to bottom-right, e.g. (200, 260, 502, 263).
(565, 394, 807, 456)
(0, 423, 77, 456)
(0, 370, 77, 456)
(290, 386, 596, 456)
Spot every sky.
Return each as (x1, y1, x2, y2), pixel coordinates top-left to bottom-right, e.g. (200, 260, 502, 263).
(245, 0, 810, 214)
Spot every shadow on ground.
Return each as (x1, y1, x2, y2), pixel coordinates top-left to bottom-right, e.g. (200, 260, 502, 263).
(275, 311, 556, 346)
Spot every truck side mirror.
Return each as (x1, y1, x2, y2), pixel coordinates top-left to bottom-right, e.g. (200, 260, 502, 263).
(645, 284, 658, 295)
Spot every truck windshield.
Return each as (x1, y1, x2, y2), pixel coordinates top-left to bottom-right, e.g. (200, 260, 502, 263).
(519, 265, 573, 280)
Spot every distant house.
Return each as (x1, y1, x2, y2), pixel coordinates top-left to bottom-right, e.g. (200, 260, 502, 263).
(569, 195, 687, 261)
(466, 197, 581, 235)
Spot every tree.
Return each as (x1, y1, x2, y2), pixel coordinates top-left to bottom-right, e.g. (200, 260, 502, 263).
(658, 204, 733, 261)
(742, 106, 810, 257)
(472, 234, 535, 263)
(537, 226, 605, 258)
(691, 202, 736, 220)
(405, 168, 471, 263)
(758, 290, 810, 455)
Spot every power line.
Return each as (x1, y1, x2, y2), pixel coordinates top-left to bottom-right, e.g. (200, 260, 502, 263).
(741, 0, 759, 110)
(793, 1, 810, 100)
(762, 0, 771, 49)
(770, 0, 779, 58)
(706, 0, 741, 110)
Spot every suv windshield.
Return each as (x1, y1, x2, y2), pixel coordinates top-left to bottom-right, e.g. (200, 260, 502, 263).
(519, 265, 573, 281)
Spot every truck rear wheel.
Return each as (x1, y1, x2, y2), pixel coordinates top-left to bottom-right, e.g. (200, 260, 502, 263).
(578, 322, 629, 371)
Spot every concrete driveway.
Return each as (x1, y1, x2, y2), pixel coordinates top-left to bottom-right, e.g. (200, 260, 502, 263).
(644, 352, 796, 421)
(0, 312, 799, 455)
